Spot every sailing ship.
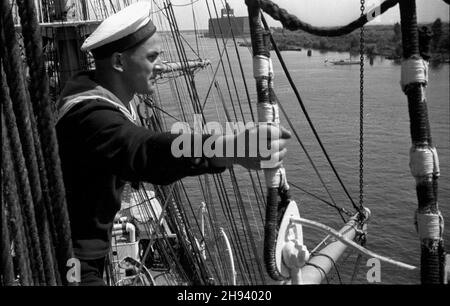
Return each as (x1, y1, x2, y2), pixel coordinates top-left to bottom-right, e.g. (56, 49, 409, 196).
(1, 0, 448, 286)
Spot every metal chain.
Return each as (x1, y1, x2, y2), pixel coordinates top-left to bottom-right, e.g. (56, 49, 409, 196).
(359, 0, 365, 211)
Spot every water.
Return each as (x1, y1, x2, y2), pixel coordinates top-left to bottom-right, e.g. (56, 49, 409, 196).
(156, 34, 449, 284)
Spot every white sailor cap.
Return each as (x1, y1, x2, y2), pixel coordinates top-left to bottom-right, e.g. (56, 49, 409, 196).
(81, 1, 156, 59)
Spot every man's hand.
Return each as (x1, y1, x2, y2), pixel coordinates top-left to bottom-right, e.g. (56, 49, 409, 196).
(210, 124, 291, 170)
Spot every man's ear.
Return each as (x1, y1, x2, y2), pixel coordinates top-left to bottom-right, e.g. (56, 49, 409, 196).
(111, 52, 125, 72)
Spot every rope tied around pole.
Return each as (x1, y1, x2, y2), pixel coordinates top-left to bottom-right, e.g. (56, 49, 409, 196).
(415, 211, 444, 241)
(401, 58, 428, 93)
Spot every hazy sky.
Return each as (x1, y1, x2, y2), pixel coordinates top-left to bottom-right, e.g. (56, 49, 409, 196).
(170, 0, 450, 30)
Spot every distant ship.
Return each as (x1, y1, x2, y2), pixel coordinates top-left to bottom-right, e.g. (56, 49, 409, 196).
(325, 59, 360, 65)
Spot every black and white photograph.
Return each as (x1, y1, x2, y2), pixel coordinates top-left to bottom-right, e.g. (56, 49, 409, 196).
(1, 0, 449, 295)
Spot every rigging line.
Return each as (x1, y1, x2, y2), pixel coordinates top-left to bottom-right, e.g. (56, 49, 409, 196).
(166, 2, 203, 113)
(210, 0, 246, 123)
(200, 176, 239, 284)
(191, 0, 199, 55)
(178, 180, 224, 283)
(289, 182, 353, 218)
(276, 98, 349, 222)
(200, 39, 231, 112)
(152, 186, 198, 283)
(305, 263, 329, 284)
(229, 168, 267, 284)
(151, 0, 201, 58)
(165, 3, 198, 113)
(212, 174, 253, 284)
(221, 0, 255, 122)
(245, 189, 262, 240)
(167, 184, 210, 283)
(172, 181, 217, 273)
(141, 96, 184, 123)
(260, 14, 362, 216)
(132, 183, 179, 283)
(199, 4, 269, 257)
(228, 172, 263, 283)
(204, 0, 239, 121)
(204, 197, 234, 284)
(171, 0, 201, 7)
(158, 27, 190, 123)
(247, 170, 266, 224)
(310, 252, 342, 284)
(108, 0, 116, 13)
(167, 2, 204, 117)
(196, 176, 235, 280)
(194, 179, 227, 280)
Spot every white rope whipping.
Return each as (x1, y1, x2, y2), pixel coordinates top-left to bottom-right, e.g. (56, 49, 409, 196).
(409, 146, 440, 178)
(263, 166, 290, 189)
(253, 54, 271, 79)
(257, 103, 280, 123)
(400, 58, 428, 92)
(415, 210, 444, 240)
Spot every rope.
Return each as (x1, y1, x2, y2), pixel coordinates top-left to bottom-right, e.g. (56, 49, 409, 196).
(1, 113, 34, 286)
(0, 195, 15, 285)
(257, 0, 399, 37)
(16, 0, 74, 281)
(1, 7, 46, 285)
(304, 263, 329, 284)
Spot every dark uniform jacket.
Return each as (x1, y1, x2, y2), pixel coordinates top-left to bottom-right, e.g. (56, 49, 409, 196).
(56, 71, 224, 260)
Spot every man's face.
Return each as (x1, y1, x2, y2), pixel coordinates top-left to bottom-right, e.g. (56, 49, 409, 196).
(122, 33, 162, 95)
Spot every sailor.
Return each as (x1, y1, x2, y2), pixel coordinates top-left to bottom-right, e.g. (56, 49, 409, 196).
(56, 2, 290, 286)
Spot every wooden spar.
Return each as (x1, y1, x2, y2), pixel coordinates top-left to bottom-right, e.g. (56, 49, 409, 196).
(155, 59, 211, 76)
(300, 218, 359, 284)
(278, 206, 371, 284)
(399, 0, 446, 283)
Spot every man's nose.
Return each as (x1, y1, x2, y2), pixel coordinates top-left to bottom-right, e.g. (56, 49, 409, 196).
(153, 63, 163, 75)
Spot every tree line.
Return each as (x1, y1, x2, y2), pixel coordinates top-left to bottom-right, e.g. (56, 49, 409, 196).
(270, 19, 449, 62)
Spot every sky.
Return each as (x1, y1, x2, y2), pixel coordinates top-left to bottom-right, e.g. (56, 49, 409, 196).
(169, 0, 450, 30)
